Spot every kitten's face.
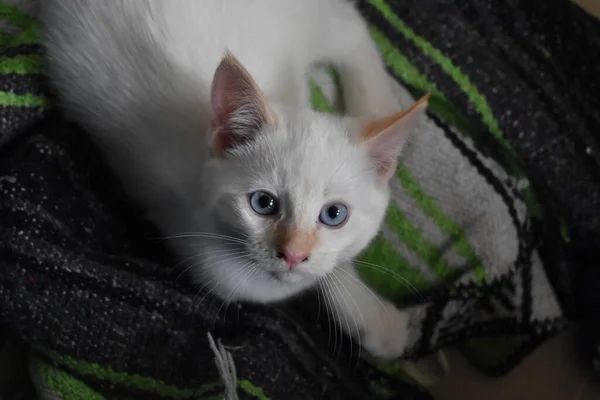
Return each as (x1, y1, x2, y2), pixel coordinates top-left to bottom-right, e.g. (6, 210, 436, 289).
(194, 52, 426, 303)
(205, 113, 389, 296)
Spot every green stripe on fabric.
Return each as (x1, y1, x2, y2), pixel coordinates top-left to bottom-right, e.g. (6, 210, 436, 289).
(0, 91, 46, 107)
(358, 236, 430, 301)
(369, 0, 510, 151)
(376, 360, 419, 386)
(36, 359, 105, 400)
(396, 167, 486, 283)
(369, 27, 443, 99)
(309, 79, 336, 114)
(0, 2, 38, 31)
(194, 382, 222, 398)
(386, 203, 450, 279)
(0, 3, 42, 47)
(0, 54, 44, 74)
(238, 380, 271, 400)
(3, 30, 40, 47)
(42, 350, 196, 399)
(42, 349, 270, 399)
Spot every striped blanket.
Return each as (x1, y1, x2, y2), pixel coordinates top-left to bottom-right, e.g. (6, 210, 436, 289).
(2, 0, 600, 398)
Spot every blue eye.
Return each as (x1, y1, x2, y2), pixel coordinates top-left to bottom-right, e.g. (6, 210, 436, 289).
(319, 203, 349, 227)
(249, 191, 279, 216)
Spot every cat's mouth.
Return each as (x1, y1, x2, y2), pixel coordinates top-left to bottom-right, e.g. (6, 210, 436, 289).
(268, 270, 304, 284)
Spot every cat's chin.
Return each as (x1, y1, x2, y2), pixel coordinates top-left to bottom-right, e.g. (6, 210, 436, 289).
(230, 268, 321, 303)
(268, 270, 305, 284)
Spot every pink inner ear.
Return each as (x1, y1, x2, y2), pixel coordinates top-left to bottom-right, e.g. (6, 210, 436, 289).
(361, 94, 429, 181)
(211, 77, 246, 154)
(210, 52, 275, 156)
(366, 133, 403, 181)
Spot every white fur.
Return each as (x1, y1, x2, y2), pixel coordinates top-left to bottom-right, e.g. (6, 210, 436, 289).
(41, 0, 417, 359)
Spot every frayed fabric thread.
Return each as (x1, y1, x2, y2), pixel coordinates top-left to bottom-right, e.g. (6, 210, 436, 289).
(207, 332, 239, 400)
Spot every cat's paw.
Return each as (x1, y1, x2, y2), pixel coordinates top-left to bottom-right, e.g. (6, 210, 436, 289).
(362, 301, 410, 360)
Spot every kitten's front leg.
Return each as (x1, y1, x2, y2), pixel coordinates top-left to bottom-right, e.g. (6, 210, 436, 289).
(323, 263, 410, 360)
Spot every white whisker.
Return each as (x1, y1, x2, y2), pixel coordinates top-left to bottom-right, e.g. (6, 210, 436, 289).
(158, 232, 249, 246)
(192, 256, 253, 309)
(317, 280, 334, 356)
(173, 247, 246, 273)
(353, 259, 424, 301)
(204, 260, 255, 317)
(326, 271, 355, 361)
(335, 266, 391, 330)
(315, 283, 322, 323)
(175, 251, 250, 283)
(321, 275, 342, 359)
(215, 262, 258, 326)
(331, 268, 363, 363)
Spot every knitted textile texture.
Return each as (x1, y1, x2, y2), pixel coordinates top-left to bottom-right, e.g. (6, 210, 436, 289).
(2, 0, 600, 398)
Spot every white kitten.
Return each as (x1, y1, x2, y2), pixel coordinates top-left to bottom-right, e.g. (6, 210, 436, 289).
(41, 0, 428, 359)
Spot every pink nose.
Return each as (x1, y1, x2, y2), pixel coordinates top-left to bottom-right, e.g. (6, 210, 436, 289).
(278, 251, 309, 269)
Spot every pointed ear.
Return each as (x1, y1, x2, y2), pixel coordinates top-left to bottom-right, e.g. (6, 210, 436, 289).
(360, 94, 429, 182)
(211, 51, 277, 157)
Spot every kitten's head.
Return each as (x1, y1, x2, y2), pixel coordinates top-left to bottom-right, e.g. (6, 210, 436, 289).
(199, 52, 428, 302)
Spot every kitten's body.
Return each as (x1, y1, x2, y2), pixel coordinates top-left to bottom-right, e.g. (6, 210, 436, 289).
(41, 0, 426, 359)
